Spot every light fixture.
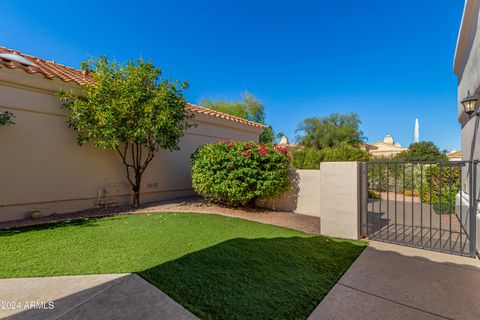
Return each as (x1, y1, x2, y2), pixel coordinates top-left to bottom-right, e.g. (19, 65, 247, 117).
(461, 90, 479, 116)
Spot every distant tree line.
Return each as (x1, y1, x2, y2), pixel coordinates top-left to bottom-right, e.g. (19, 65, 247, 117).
(200, 92, 448, 168)
(292, 113, 369, 168)
(201, 92, 275, 143)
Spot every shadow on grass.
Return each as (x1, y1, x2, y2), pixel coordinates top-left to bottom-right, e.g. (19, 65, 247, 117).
(5, 235, 365, 320)
(139, 236, 365, 320)
(11, 240, 480, 320)
(0, 215, 126, 237)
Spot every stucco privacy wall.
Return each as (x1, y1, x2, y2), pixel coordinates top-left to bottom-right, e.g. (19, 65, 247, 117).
(256, 170, 322, 215)
(454, 0, 480, 252)
(0, 69, 262, 222)
(256, 162, 361, 239)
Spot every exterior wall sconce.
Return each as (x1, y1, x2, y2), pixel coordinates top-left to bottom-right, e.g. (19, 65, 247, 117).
(461, 90, 479, 116)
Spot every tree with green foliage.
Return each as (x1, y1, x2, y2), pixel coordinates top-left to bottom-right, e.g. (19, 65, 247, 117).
(0, 111, 14, 126)
(398, 141, 448, 162)
(260, 126, 275, 144)
(202, 92, 265, 123)
(57, 57, 192, 208)
(295, 113, 364, 149)
(201, 92, 275, 143)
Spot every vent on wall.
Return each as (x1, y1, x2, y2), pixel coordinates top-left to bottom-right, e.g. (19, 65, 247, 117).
(0, 53, 37, 67)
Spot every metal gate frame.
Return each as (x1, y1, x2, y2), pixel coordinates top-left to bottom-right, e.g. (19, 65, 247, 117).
(359, 161, 478, 257)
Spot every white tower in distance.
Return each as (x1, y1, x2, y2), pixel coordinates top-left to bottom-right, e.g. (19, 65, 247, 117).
(414, 118, 420, 143)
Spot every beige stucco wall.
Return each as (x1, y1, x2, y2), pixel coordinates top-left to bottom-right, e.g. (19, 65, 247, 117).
(318, 162, 360, 239)
(0, 68, 262, 222)
(256, 170, 322, 216)
(256, 162, 361, 240)
(455, 0, 480, 253)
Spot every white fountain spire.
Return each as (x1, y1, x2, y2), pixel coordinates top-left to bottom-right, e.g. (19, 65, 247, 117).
(414, 118, 420, 143)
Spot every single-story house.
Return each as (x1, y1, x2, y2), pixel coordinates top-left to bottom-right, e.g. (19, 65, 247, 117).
(0, 46, 265, 222)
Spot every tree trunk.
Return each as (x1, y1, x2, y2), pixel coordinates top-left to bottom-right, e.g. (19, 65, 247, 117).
(132, 172, 142, 209)
(116, 142, 155, 209)
(132, 187, 141, 208)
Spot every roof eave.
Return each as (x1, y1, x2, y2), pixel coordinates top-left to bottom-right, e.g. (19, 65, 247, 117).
(454, 0, 478, 78)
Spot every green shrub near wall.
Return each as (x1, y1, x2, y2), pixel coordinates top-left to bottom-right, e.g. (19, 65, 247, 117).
(421, 165, 460, 214)
(292, 145, 369, 169)
(320, 145, 370, 162)
(191, 141, 290, 206)
(368, 163, 419, 193)
(367, 163, 460, 214)
(292, 148, 323, 169)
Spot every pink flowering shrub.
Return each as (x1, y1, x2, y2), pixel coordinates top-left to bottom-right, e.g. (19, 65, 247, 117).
(191, 141, 290, 206)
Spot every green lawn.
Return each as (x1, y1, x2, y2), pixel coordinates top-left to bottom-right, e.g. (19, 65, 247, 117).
(0, 212, 366, 320)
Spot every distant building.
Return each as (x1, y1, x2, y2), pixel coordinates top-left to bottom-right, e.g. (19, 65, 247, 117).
(278, 136, 300, 152)
(362, 135, 408, 158)
(447, 150, 462, 162)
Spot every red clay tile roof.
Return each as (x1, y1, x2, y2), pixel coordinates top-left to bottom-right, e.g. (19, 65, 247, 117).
(186, 104, 266, 128)
(0, 46, 265, 129)
(0, 46, 95, 85)
(447, 150, 462, 159)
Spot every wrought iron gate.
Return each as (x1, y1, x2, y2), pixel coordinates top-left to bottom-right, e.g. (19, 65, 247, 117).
(360, 161, 477, 257)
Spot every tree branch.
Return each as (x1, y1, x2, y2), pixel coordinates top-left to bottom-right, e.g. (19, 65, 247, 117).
(142, 148, 156, 171)
(116, 143, 135, 188)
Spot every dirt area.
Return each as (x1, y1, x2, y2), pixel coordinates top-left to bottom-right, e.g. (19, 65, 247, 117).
(0, 197, 321, 234)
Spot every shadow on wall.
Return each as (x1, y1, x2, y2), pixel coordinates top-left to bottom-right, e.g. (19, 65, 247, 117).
(256, 170, 301, 212)
(11, 236, 365, 320)
(467, 113, 479, 163)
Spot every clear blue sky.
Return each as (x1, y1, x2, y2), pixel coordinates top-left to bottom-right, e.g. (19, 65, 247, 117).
(1, 0, 465, 150)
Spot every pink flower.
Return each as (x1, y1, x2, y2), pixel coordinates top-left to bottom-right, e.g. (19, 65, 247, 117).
(258, 147, 268, 156)
(221, 140, 234, 148)
(275, 146, 287, 154)
(242, 151, 250, 157)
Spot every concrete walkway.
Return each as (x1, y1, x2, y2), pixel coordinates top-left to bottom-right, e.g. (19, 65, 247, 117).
(0, 273, 198, 320)
(309, 241, 480, 320)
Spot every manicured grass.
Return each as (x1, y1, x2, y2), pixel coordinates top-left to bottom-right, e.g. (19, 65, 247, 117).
(0, 212, 366, 319)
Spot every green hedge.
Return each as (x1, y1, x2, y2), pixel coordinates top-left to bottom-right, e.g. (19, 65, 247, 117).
(321, 145, 370, 162)
(191, 141, 290, 206)
(368, 163, 461, 215)
(368, 163, 419, 193)
(421, 165, 460, 214)
(292, 145, 369, 169)
(291, 148, 322, 169)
